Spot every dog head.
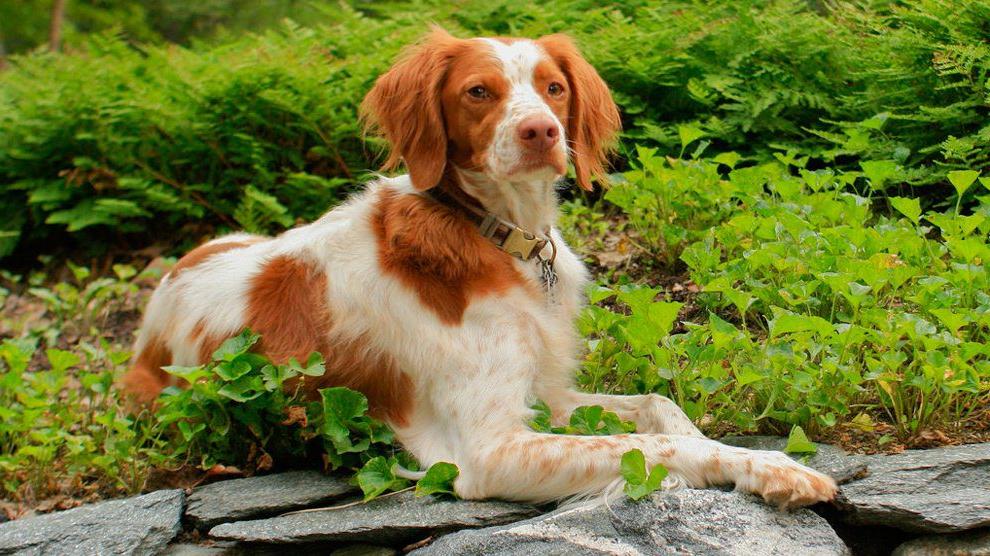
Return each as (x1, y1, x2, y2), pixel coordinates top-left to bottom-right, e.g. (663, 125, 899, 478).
(361, 27, 621, 191)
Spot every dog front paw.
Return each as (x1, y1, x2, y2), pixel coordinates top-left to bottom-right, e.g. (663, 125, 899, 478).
(737, 451, 838, 510)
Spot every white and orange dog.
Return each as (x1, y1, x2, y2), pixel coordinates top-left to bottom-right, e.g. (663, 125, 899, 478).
(122, 28, 837, 508)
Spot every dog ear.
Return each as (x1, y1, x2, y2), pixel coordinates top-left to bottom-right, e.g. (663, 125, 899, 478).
(361, 27, 460, 191)
(537, 34, 621, 191)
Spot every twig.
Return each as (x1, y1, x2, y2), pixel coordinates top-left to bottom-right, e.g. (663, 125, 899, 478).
(279, 486, 415, 516)
(131, 159, 238, 228)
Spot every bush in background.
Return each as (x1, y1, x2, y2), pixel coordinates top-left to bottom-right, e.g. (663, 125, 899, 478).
(0, 0, 987, 262)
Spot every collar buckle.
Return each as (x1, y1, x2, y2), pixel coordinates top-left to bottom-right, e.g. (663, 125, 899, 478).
(501, 227, 545, 260)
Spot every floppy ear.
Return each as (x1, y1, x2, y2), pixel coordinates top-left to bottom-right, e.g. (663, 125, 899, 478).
(537, 34, 621, 191)
(361, 27, 459, 191)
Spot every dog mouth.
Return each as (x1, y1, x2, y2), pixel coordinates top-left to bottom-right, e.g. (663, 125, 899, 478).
(510, 150, 568, 176)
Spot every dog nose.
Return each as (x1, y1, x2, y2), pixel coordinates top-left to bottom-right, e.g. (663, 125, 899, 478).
(517, 116, 559, 151)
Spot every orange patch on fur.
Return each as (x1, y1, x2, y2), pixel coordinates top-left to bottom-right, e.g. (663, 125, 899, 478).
(245, 255, 413, 426)
(170, 239, 262, 279)
(120, 336, 173, 404)
(371, 188, 527, 325)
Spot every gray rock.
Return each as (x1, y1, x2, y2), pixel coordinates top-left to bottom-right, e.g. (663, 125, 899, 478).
(720, 435, 869, 484)
(893, 529, 990, 555)
(162, 543, 235, 555)
(186, 471, 356, 529)
(0, 489, 184, 556)
(330, 545, 398, 556)
(413, 488, 849, 556)
(208, 491, 539, 546)
(838, 443, 990, 533)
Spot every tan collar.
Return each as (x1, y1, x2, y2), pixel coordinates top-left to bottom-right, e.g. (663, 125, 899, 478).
(426, 187, 555, 263)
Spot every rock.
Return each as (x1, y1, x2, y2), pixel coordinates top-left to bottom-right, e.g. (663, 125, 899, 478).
(893, 529, 990, 555)
(720, 435, 869, 484)
(330, 545, 398, 556)
(837, 443, 990, 533)
(412, 488, 849, 556)
(186, 471, 356, 529)
(0, 489, 184, 556)
(208, 491, 539, 546)
(162, 543, 236, 555)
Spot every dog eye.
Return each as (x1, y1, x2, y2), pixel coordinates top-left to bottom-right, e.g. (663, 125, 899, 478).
(467, 85, 489, 99)
(548, 82, 565, 96)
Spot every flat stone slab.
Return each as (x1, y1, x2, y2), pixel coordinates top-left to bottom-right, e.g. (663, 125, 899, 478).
(208, 491, 539, 546)
(893, 529, 990, 555)
(412, 489, 849, 556)
(186, 470, 356, 529)
(0, 489, 184, 556)
(720, 435, 869, 484)
(837, 443, 990, 533)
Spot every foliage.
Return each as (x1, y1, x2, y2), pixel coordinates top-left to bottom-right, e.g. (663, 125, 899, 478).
(619, 448, 667, 501)
(2, 0, 989, 260)
(529, 402, 636, 436)
(0, 337, 153, 498)
(579, 152, 990, 439)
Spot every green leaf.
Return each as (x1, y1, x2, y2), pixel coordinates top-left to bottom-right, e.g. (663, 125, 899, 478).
(287, 352, 326, 377)
(678, 125, 706, 152)
(415, 462, 459, 497)
(860, 160, 898, 189)
(620, 448, 648, 485)
(45, 349, 81, 374)
(213, 359, 253, 382)
(712, 152, 742, 169)
(620, 449, 668, 500)
(212, 330, 260, 362)
(217, 375, 265, 402)
(769, 309, 834, 338)
(356, 456, 404, 501)
(320, 387, 375, 456)
(784, 425, 817, 455)
(947, 170, 979, 197)
(568, 405, 605, 435)
(889, 196, 921, 225)
(529, 400, 554, 433)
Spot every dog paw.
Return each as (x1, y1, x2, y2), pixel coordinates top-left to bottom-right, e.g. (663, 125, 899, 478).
(737, 451, 838, 510)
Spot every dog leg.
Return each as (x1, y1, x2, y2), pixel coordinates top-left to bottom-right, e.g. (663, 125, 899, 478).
(454, 429, 836, 508)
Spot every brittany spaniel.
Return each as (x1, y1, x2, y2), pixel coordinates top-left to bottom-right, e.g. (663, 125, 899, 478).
(122, 28, 837, 508)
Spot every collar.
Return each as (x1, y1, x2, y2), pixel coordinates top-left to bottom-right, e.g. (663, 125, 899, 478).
(426, 187, 556, 263)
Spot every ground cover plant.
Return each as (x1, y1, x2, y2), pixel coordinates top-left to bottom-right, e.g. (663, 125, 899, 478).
(1, 0, 989, 519)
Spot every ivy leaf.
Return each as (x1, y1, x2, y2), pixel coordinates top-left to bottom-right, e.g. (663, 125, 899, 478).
(784, 425, 817, 455)
(320, 387, 372, 455)
(286, 352, 326, 377)
(356, 456, 405, 501)
(621, 449, 668, 500)
(45, 349, 81, 374)
(889, 196, 921, 225)
(678, 124, 706, 153)
(568, 405, 605, 435)
(415, 462, 459, 497)
(947, 170, 979, 198)
(529, 400, 554, 433)
(213, 359, 253, 382)
(212, 330, 260, 362)
(712, 151, 742, 169)
(217, 375, 265, 402)
(860, 160, 898, 190)
(602, 411, 637, 435)
(769, 308, 834, 338)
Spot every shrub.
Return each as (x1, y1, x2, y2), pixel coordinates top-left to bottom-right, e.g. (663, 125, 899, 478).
(2, 0, 989, 261)
(579, 153, 990, 439)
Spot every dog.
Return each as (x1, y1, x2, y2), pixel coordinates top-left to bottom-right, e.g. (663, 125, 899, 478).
(121, 27, 837, 508)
